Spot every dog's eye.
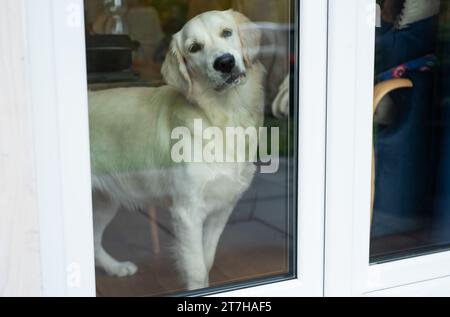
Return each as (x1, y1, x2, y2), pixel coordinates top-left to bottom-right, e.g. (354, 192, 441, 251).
(221, 29, 233, 38)
(189, 43, 203, 54)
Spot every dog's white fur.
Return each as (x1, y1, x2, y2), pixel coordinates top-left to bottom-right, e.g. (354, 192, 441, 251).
(89, 10, 265, 290)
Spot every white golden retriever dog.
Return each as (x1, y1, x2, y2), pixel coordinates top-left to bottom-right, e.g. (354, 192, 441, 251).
(89, 9, 265, 290)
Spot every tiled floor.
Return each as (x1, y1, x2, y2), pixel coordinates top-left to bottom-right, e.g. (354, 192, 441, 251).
(96, 160, 294, 297)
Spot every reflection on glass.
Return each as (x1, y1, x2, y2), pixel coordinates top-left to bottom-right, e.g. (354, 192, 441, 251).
(84, 0, 297, 296)
(371, 0, 450, 262)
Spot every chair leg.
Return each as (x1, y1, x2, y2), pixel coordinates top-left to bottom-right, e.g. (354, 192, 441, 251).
(148, 207, 161, 255)
(371, 151, 375, 222)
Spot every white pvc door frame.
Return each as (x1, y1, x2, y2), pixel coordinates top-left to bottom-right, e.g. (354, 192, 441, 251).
(27, 0, 328, 297)
(325, 0, 450, 296)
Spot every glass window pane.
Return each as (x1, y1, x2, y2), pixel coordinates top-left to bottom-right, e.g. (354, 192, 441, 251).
(371, 0, 450, 263)
(84, 0, 297, 296)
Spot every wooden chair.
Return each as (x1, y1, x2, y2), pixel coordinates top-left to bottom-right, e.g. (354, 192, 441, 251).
(371, 78, 414, 221)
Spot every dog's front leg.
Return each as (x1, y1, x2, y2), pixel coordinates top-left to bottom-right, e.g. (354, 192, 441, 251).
(171, 208, 209, 291)
(203, 207, 234, 273)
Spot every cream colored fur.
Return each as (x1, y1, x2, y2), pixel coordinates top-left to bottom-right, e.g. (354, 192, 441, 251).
(89, 10, 265, 291)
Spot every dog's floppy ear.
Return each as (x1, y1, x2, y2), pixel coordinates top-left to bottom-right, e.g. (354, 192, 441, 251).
(162, 34, 193, 98)
(230, 10, 262, 66)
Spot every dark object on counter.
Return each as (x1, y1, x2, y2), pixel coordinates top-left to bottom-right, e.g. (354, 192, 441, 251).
(86, 34, 135, 73)
(87, 70, 141, 85)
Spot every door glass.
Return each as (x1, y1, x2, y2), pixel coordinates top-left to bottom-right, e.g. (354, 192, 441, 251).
(371, 0, 450, 262)
(84, 0, 297, 296)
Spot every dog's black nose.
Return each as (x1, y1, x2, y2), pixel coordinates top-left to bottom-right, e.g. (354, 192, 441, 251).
(214, 54, 236, 74)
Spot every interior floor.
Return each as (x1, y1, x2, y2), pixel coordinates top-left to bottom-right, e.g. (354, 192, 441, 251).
(96, 162, 293, 297)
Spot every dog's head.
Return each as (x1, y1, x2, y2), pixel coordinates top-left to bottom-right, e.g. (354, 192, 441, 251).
(162, 10, 262, 98)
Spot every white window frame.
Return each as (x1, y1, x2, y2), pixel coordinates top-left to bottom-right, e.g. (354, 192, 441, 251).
(325, 0, 450, 296)
(26, 0, 96, 297)
(27, 0, 328, 297)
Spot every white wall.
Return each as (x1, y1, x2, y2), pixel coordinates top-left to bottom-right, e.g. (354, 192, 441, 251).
(0, 0, 42, 296)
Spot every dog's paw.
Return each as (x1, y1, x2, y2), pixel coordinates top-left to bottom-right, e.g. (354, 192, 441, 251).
(106, 261, 138, 278)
